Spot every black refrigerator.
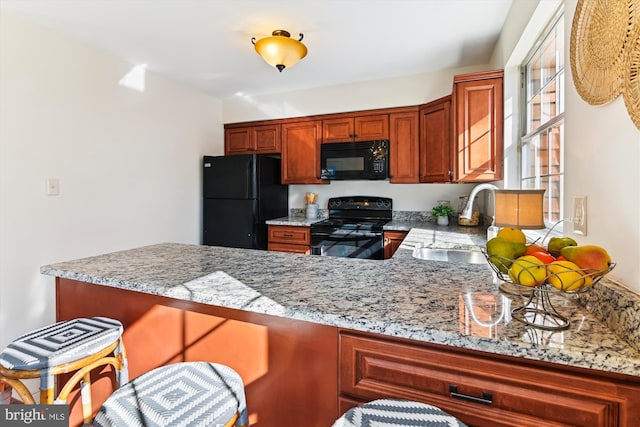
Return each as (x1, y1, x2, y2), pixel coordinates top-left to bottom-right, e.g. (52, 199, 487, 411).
(202, 154, 288, 250)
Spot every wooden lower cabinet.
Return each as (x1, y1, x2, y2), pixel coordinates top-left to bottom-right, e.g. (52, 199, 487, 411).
(267, 225, 310, 254)
(56, 279, 338, 427)
(339, 332, 640, 427)
(383, 231, 408, 259)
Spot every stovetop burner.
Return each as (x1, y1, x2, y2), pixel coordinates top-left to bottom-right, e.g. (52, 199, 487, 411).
(312, 196, 392, 232)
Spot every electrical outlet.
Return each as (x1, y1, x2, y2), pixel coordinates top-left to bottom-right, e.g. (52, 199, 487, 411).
(573, 195, 587, 235)
(46, 178, 60, 196)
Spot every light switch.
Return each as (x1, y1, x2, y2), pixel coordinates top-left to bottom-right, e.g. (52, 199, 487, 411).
(573, 196, 587, 235)
(46, 178, 60, 196)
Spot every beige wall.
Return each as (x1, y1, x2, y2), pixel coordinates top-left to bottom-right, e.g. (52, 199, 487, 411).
(0, 12, 224, 348)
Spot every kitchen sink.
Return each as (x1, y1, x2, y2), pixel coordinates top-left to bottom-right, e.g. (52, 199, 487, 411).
(412, 247, 486, 264)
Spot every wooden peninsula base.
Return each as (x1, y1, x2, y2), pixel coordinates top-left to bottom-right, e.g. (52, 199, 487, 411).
(56, 278, 339, 427)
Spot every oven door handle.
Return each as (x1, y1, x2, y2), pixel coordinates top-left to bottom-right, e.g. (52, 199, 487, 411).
(312, 233, 381, 241)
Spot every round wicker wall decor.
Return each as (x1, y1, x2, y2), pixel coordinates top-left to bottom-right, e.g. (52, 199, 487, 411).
(624, 22, 640, 128)
(570, 0, 634, 105)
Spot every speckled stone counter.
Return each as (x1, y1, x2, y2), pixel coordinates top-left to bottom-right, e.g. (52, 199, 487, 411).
(41, 228, 640, 379)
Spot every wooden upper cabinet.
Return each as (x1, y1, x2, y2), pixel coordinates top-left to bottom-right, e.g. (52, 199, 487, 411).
(224, 124, 281, 155)
(452, 70, 503, 182)
(419, 96, 452, 183)
(389, 110, 419, 183)
(323, 114, 389, 143)
(281, 120, 325, 184)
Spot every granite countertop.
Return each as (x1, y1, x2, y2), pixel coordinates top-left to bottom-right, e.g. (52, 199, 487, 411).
(41, 227, 640, 378)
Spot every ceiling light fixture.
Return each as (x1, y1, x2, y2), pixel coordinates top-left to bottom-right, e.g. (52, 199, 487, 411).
(251, 29, 307, 72)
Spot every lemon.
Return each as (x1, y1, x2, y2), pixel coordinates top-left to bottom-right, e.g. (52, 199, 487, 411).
(546, 260, 593, 291)
(508, 255, 546, 287)
(497, 227, 526, 244)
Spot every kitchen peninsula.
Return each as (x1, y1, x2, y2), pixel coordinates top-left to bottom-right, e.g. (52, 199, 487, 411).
(41, 227, 640, 427)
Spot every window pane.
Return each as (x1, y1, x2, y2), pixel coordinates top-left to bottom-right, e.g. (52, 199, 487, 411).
(528, 93, 541, 132)
(556, 16, 565, 72)
(540, 34, 556, 87)
(528, 56, 541, 100)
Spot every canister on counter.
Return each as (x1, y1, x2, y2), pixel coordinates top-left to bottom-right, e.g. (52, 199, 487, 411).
(458, 196, 480, 226)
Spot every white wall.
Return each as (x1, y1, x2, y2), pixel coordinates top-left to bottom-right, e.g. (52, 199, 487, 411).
(0, 12, 224, 348)
(562, 0, 640, 292)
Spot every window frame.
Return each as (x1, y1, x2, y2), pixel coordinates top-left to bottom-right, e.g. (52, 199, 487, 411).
(519, 5, 565, 230)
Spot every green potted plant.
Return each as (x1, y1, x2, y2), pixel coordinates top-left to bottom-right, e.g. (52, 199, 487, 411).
(431, 203, 456, 226)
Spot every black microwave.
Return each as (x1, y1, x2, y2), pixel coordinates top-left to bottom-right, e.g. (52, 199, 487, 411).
(320, 140, 389, 180)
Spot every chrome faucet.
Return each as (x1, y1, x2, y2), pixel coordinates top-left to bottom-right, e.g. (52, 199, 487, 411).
(460, 183, 499, 240)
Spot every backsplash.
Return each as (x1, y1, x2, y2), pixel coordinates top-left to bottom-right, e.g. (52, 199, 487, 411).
(576, 279, 640, 352)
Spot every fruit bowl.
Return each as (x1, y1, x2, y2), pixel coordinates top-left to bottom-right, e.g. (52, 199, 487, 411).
(480, 248, 615, 330)
(480, 249, 616, 293)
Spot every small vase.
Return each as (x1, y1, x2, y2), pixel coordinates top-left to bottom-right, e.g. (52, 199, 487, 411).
(437, 216, 449, 226)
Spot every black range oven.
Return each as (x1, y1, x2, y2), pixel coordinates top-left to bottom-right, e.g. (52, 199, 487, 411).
(310, 196, 392, 260)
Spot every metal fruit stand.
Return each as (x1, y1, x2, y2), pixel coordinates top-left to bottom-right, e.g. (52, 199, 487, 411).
(481, 249, 616, 331)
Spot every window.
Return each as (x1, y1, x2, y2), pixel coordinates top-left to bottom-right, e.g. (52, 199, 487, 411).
(521, 9, 564, 226)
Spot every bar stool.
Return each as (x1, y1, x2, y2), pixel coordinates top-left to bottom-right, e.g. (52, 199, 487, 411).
(333, 399, 468, 427)
(0, 317, 128, 424)
(94, 361, 248, 427)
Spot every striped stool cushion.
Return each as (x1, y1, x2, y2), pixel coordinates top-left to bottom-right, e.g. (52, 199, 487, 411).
(0, 317, 123, 370)
(333, 399, 468, 427)
(94, 362, 248, 427)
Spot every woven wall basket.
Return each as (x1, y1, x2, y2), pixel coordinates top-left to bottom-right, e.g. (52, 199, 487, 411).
(570, 0, 636, 105)
(624, 22, 640, 129)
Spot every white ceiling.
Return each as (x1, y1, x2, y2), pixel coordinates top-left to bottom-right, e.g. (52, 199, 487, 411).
(1, 0, 514, 99)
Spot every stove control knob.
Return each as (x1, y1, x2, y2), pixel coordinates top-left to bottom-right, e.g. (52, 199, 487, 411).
(384, 200, 391, 208)
(329, 199, 340, 208)
(376, 200, 384, 207)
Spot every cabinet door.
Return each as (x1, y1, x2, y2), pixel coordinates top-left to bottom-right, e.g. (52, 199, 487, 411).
(322, 117, 354, 143)
(354, 114, 389, 141)
(383, 231, 408, 258)
(453, 71, 503, 182)
(253, 124, 281, 153)
(224, 127, 252, 155)
(323, 114, 389, 143)
(420, 96, 452, 183)
(389, 111, 419, 183)
(281, 121, 324, 184)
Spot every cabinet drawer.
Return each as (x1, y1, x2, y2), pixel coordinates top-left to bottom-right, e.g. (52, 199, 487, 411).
(267, 242, 310, 255)
(268, 225, 310, 245)
(340, 333, 639, 427)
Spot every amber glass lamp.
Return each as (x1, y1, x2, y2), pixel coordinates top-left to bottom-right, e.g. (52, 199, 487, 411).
(493, 189, 546, 229)
(251, 30, 307, 72)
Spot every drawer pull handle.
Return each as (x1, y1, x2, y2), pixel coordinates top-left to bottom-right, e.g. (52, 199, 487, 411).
(283, 233, 294, 238)
(449, 385, 493, 405)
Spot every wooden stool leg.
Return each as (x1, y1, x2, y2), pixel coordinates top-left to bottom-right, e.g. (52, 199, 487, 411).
(114, 340, 128, 385)
(80, 371, 93, 425)
(39, 369, 55, 404)
(0, 377, 35, 404)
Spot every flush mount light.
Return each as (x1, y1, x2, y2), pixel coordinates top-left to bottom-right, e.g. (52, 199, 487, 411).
(251, 29, 307, 72)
